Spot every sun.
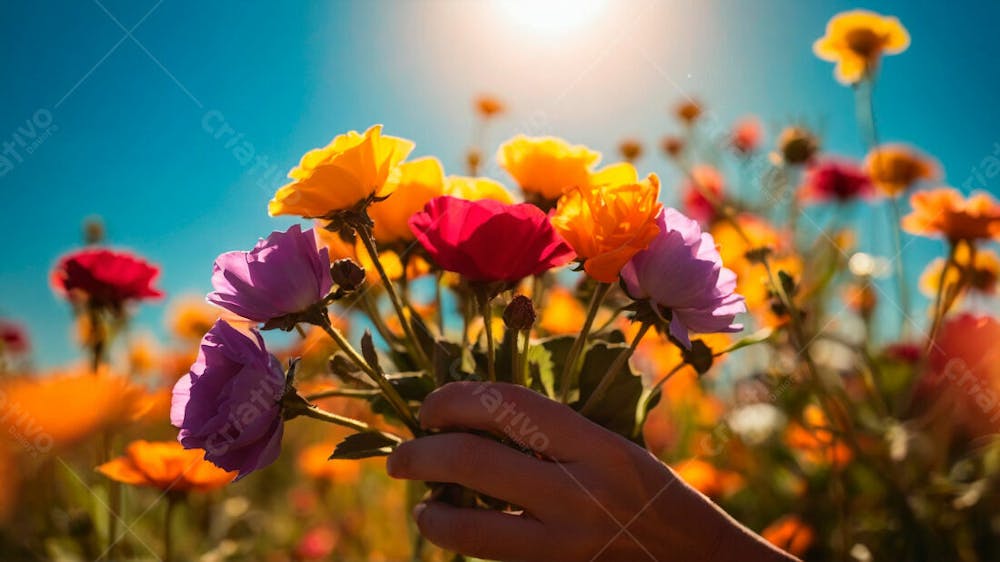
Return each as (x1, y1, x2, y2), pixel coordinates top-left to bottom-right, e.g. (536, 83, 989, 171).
(498, 0, 608, 35)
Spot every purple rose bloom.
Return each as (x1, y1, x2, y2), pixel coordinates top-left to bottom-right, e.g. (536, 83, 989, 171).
(207, 224, 332, 323)
(171, 319, 285, 479)
(621, 208, 746, 348)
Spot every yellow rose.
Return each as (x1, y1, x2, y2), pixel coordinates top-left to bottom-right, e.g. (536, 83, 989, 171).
(268, 125, 415, 218)
(497, 135, 600, 201)
(368, 156, 445, 244)
(444, 175, 514, 204)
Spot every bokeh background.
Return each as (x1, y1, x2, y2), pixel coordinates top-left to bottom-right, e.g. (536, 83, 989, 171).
(2, 0, 999, 364)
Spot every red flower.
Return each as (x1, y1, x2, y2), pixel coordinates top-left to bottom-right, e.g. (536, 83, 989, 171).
(800, 158, 873, 203)
(52, 248, 163, 307)
(682, 165, 725, 225)
(409, 196, 574, 284)
(0, 321, 30, 355)
(730, 116, 763, 154)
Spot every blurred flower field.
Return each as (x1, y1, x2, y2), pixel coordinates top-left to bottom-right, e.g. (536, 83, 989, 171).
(1, 5, 1000, 562)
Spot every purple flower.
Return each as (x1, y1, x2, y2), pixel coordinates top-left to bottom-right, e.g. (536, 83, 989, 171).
(171, 319, 285, 479)
(207, 224, 332, 323)
(621, 208, 746, 348)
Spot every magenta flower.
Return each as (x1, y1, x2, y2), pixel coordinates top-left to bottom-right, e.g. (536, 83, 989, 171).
(207, 224, 332, 323)
(799, 158, 873, 204)
(621, 208, 746, 348)
(171, 319, 285, 479)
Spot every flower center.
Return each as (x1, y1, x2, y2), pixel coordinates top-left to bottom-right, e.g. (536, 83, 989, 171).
(844, 28, 884, 58)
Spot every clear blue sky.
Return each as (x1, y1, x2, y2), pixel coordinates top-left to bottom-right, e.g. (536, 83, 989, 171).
(2, 0, 999, 367)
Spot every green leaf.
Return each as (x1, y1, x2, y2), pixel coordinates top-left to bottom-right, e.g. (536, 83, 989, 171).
(538, 335, 576, 396)
(526, 342, 555, 398)
(370, 372, 435, 417)
(329, 431, 402, 460)
(576, 342, 645, 444)
(718, 328, 775, 355)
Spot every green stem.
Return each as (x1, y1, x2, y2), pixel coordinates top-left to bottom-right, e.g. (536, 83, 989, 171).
(163, 495, 178, 562)
(518, 331, 531, 388)
(926, 242, 958, 353)
(558, 282, 611, 402)
(579, 322, 650, 415)
(434, 271, 445, 336)
(888, 197, 911, 335)
(316, 313, 419, 434)
(359, 290, 397, 347)
(297, 403, 373, 433)
(304, 388, 380, 400)
(357, 225, 432, 371)
(478, 292, 496, 382)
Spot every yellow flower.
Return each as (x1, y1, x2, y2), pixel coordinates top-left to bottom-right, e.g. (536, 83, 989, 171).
(864, 144, 939, 196)
(269, 125, 415, 218)
(813, 10, 910, 84)
(97, 440, 235, 492)
(126, 332, 159, 376)
(550, 173, 662, 283)
(314, 225, 430, 285)
(920, 244, 1000, 298)
(444, 176, 514, 204)
(167, 296, 220, 341)
(368, 157, 445, 244)
(497, 135, 600, 201)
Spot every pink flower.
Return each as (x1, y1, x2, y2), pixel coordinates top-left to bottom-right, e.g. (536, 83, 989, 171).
(621, 208, 746, 347)
(731, 116, 763, 154)
(800, 158, 873, 204)
(409, 196, 575, 284)
(682, 165, 725, 225)
(208, 225, 332, 323)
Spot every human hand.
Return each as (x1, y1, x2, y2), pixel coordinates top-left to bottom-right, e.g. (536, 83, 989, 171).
(386, 382, 798, 562)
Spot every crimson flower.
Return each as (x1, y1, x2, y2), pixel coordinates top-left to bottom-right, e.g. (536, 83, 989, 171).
(52, 248, 163, 308)
(800, 159, 873, 204)
(409, 196, 574, 285)
(0, 320, 30, 355)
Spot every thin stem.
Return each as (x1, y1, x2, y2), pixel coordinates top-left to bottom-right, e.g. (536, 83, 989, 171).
(316, 313, 419, 434)
(304, 388, 380, 400)
(519, 331, 531, 387)
(888, 197, 911, 334)
(434, 271, 445, 336)
(298, 403, 373, 433)
(359, 290, 397, 347)
(579, 322, 650, 415)
(479, 293, 496, 382)
(357, 225, 432, 371)
(926, 242, 958, 352)
(511, 331, 522, 386)
(558, 282, 611, 402)
(163, 495, 177, 562)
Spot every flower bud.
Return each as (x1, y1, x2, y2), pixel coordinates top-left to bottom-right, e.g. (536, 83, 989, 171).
(503, 295, 536, 331)
(331, 258, 366, 292)
(778, 126, 819, 165)
(660, 136, 684, 158)
(618, 138, 643, 162)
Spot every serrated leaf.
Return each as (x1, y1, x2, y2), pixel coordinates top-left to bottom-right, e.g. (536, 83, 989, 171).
(329, 431, 402, 460)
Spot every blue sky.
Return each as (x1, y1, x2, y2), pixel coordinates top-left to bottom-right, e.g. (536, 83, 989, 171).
(2, 0, 999, 367)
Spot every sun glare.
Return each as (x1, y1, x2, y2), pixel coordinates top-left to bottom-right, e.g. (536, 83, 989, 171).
(498, 0, 607, 35)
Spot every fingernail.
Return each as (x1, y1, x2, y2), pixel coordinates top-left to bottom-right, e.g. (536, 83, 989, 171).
(412, 501, 427, 523)
(385, 452, 401, 477)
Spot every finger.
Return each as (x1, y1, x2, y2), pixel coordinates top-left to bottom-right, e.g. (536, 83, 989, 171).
(419, 381, 615, 461)
(386, 433, 575, 514)
(413, 501, 552, 562)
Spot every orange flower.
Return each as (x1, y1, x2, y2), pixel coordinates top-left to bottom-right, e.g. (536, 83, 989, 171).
(761, 516, 815, 557)
(166, 296, 220, 341)
(298, 442, 363, 483)
(786, 405, 852, 468)
(902, 188, 1000, 242)
(538, 287, 586, 334)
(444, 175, 514, 204)
(920, 244, 1000, 298)
(672, 458, 744, 498)
(97, 440, 235, 492)
(0, 367, 149, 451)
(674, 99, 703, 124)
(864, 144, 938, 196)
(368, 157, 445, 244)
(550, 173, 662, 283)
(813, 10, 910, 84)
(474, 94, 504, 118)
(497, 135, 600, 201)
(269, 125, 415, 218)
